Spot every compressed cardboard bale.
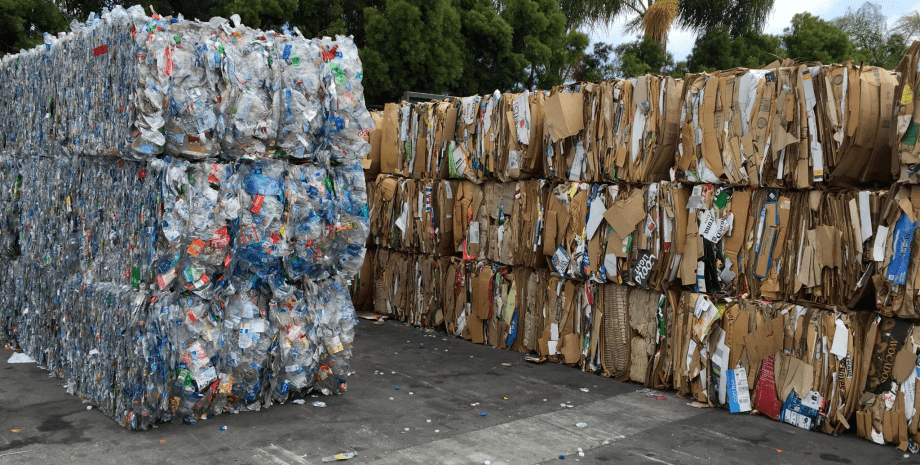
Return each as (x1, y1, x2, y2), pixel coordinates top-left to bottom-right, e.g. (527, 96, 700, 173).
(449, 95, 487, 183)
(677, 69, 771, 186)
(891, 42, 920, 184)
(871, 184, 920, 319)
(349, 246, 375, 311)
(369, 249, 448, 327)
(619, 75, 682, 183)
(672, 183, 750, 295)
(601, 283, 630, 379)
(627, 288, 662, 384)
(543, 86, 587, 181)
(710, 299, 867, 433)
(459, 179, 549, 267)
(547, 181, 656, 285)
(369, 176, 456, 255)
(493, 91, 541, 181)
(856, 316, 919, 450)
(391, 100, 458, 179)
(818, 63, 896, 187)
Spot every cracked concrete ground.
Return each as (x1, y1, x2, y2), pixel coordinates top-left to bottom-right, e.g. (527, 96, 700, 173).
(0, 319, 909, 464)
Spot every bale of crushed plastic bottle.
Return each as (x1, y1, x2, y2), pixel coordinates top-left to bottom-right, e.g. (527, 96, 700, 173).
(0, 4, 371, 430)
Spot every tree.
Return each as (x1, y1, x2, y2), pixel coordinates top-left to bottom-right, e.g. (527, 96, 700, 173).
(215, 0, 298, 30)
(670, 60, 687, 78)
(834, 2, 907, 69)
(0, 0, 69, 55)
(883, 33, 909, 69)
(501, 0, 589, 89)
(291, 0, 375, 44)
(572, 42, 616, 82)
(57, 1, 222, 24)
(782, 12, 853, 64)
(450, 0, 526, 96)
(687, 25, 782, 72)
(555, 0, 775, 54)
(612, 35, 672, 78)
(360, 0, 464, 104)
(894, 11, 920, 42)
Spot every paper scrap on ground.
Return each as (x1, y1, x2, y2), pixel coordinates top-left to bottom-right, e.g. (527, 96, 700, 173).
(7, 352, 35, 364)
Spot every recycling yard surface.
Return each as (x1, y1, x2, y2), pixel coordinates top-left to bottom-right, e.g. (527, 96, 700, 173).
(1, 319, 909, 465)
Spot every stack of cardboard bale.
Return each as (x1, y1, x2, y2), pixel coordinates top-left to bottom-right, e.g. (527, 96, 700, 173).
(358, 51, 920, 451)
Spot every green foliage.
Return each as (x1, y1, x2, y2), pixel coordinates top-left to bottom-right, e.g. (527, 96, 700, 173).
(687, 25, 782, 72)
(670, 60, 688, 79)
(556, 0, 623, 29)
(572, 42, 616, 82)
(292, 0, 374, 43)
(502, 0, 587, 89)
(613, 35, 672, 78)
(360, 0, 464, 104)
(782, 12, 853, 63)
(451, 0, 526, 95)
(881, 33, 908, 69)
(0, 0, 595, 101)
(0, 0, 69, 55)
(676, 0, 774, 35)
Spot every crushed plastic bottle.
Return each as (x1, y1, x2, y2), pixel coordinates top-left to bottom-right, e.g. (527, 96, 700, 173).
(321, 451, 357, 462)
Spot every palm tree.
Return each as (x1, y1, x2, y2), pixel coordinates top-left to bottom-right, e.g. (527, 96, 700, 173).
(558, 0, 775, 53)
(893, 11, 920, 42)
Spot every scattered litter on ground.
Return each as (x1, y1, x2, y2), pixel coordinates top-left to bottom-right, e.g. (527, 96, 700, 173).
(321, 451, 357, 461)
(7, 353, 34, 364)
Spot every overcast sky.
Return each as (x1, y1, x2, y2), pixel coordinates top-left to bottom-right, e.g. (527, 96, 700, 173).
(588, 0, 920, 62)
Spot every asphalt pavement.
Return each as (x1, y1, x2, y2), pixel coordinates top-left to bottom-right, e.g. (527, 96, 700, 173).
(0, 318, 912, 464)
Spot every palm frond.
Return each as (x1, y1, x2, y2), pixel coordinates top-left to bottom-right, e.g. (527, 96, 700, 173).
(642, 0, 678, 43)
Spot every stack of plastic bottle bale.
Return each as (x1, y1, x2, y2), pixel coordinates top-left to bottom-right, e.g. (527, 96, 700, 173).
(364, 54, 920, 451)
(0, 4, 371, 430)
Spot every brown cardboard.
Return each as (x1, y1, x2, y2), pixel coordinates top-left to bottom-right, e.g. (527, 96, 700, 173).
(560, 332, 581, 365)
(723, 303, 748, 369)
(603, 190, 645, 238)
(680, 212, 700, 284)
(743, 315, 784, 365)
(754, 201, 778, 278)
(545, 92, 585, 142)
(774, 353, 814, 402)
(380, 103, 400, 174)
